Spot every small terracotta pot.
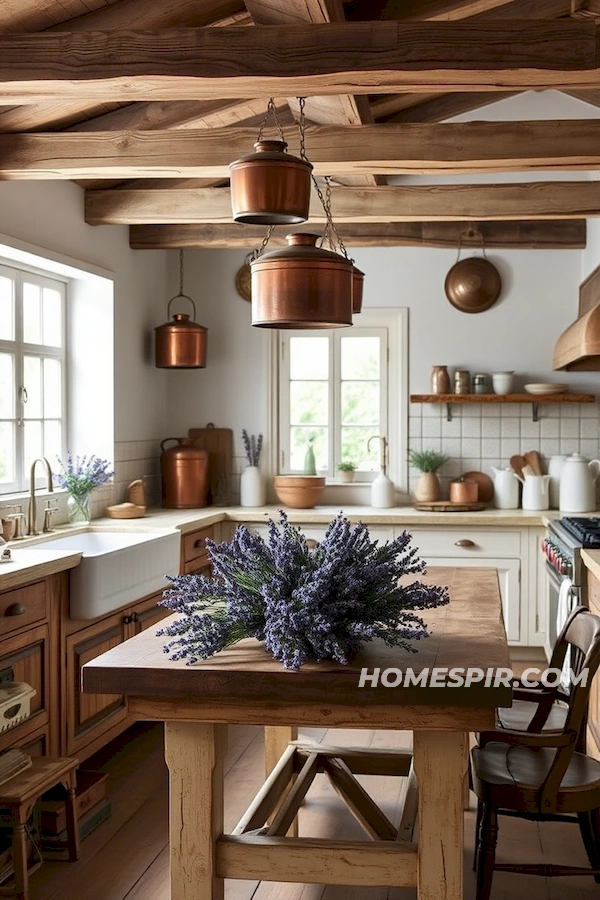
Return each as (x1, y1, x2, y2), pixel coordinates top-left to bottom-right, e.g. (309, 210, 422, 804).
(414, 472, 441, 503)
(338, 470, 355, 483)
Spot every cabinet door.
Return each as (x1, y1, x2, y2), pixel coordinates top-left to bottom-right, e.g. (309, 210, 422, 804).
(587, 573, 600, 760)
(130, 591, 171, 635)
(65, 613, 128, 758)
(424, 557, 521, 644)
(0, 623, 53, 754)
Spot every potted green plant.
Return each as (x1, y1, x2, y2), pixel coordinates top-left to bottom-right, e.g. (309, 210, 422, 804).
(337, 460, 357, 484)
(408, 449, 448, 503)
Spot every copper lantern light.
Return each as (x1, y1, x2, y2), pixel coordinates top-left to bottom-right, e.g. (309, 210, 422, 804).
(155, 250, 208, 368)
(229, 99, 313, 225)
(250, 233, 353, 329)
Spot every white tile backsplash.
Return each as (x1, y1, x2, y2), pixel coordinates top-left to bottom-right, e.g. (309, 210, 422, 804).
(408, 401, 600, 497)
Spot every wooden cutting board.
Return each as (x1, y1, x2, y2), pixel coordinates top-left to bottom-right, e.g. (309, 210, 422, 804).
(413, 501, 488, 512)
(188, 424, 233, 506)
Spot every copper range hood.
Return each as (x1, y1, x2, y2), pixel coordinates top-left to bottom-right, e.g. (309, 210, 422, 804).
(553, 305, 600, 371)
(554, 264, 600, 370)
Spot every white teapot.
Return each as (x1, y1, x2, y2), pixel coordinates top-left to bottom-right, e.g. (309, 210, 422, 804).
(490, 467, 519, 509)
(559, 453, 600, 513)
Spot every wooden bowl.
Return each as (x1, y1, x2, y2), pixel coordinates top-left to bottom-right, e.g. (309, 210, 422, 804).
(273, 475, 326, 509)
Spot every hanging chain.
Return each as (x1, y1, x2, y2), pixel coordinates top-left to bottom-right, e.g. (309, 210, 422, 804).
(249, 225, 275, 262)
(257, 97, 286, 144)
(179, 248, 185, 295)
(298, 96, 308, 162)
(456, 226, 485, 262)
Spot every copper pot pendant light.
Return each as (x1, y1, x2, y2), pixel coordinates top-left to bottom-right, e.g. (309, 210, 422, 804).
(251, 233, 353, 329)
(155, 250, 208, 368)
(229, 99, 313, 225)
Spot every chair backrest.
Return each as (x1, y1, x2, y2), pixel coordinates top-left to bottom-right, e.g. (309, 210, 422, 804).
(548, 604, 596, 703)
(538, 607, 600, 812)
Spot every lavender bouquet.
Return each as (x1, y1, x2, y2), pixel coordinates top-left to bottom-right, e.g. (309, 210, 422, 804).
(242, 429, 262, 467)
(159, 512, 449, 670)
(54, 452, 113, 497)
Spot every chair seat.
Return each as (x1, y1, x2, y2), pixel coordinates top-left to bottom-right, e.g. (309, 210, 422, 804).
(471, 742, 600, 814)
(496, 699, 568, 733)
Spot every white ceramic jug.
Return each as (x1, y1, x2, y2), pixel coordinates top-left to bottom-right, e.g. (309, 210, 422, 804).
(559, 453, 600, 513)
(519, 473, 550, 511)
(490, 466, 519, 509)
(547, 454, 567, 509)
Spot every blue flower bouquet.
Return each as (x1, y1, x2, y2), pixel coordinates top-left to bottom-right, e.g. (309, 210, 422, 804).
(159, 512, 449, 670)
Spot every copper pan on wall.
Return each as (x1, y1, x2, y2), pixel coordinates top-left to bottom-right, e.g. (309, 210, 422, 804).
(444, 227, 502, 314)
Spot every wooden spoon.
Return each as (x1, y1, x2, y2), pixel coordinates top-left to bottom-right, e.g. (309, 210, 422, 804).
(524, 450, 542, 475)
(510, 454, 527, 478)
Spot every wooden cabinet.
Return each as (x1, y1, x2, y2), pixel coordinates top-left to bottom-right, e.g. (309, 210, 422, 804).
(587, 571, 600, 760)
(63, 589, 170, 760)
(181, 524, 215, 576)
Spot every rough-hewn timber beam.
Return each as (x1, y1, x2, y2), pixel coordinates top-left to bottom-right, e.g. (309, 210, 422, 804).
(0, 22, 598, 103)
(85, 182, 600, 225)
(129, 221, 587, 250)
(6, 121, 600, 179)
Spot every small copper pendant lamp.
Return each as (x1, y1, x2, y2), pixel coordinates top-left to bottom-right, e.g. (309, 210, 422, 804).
(155, 250, 207, 368)
(229, 99, 313, 225)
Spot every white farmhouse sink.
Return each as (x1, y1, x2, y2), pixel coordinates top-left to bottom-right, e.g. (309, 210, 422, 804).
(30, 529, 181, 619)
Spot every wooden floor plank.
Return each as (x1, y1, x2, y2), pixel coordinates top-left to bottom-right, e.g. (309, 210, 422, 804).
(24, 722, 600, 900)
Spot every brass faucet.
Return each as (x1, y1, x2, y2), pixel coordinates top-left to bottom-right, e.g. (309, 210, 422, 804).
(27, 458, 54, 536)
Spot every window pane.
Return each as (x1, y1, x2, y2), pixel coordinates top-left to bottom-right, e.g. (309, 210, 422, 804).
(23, 282, 42, 345)
(0, 353, 14, 418)
(42, 287, 62, 347)
(23, 356, 42, 418)
(341, 427, 379, 471)
(341, 336, 380, 380)
(43, 358, 62, 418)
(290, 337, 328, 380)
(290, 381, 328, 426)
(341, 382, 380, 427)
(0, 275, 14, 341)
(0, 423, 15, 484)
(290, 427, 327, 472)
(23, 420, 42, 473)
(43, 420, 61, 465)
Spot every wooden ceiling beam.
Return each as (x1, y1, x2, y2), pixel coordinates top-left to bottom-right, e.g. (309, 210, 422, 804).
(84, 181, 600, 225)
(128, 220, 587, 249)
(0, 22, 598, 103)
(371, 91, 516, 122)
(244, 0, 382, 187)
(7, 121, 600, 179)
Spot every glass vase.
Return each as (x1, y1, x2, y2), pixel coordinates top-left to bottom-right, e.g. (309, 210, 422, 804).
(67, 492, 91, 525)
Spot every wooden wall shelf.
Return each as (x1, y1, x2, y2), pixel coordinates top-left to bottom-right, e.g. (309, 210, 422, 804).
(410, 392, 596, 422)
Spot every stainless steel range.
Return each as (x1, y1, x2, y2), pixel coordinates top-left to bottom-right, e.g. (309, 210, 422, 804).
(541, 517, 600, 657)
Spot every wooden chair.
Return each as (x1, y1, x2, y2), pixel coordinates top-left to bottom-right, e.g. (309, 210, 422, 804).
(470, 606, 600, 900)
(494, 604, 585, 743)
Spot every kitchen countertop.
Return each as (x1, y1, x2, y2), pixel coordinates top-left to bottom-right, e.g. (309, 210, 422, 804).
(0, 503, 565, 592)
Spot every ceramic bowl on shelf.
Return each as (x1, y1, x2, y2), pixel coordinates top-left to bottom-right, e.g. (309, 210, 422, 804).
(524, 383, 569, 395)
(491, 371, 514, 394)
(273, 475, 326, 509)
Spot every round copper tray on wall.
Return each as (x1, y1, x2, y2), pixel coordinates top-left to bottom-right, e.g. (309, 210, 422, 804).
(444, 257, 501, 314)
(235, 263, 252, 302)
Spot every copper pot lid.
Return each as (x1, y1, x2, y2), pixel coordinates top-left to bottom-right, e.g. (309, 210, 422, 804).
(255, 232, 353, 267)
(444, 257, 501, 314)
(229, 140, 313, 171)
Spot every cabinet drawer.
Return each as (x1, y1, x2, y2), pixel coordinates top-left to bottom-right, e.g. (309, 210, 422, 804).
(406, 527, 521, 559)
(182, 526, 215, 564)
(0, 581, 47, 637)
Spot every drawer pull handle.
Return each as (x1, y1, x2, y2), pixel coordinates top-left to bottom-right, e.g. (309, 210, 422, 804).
(5, 603, 26, 617)
(454, 539, 476, 548)
(194, 539, 204, 549)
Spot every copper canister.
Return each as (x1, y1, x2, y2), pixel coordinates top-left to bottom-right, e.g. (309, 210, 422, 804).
(250, 233, 353, 329)
(155, 297, 207, 369)
(229, 140, 313, 225)
(160, 438, 209, 508)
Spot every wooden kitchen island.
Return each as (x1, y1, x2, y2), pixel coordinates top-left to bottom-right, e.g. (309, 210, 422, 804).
(82, 567, 512, 900)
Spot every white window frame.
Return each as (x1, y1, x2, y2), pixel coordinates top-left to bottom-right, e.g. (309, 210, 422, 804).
(0, 261, 68, 493)
(270, 308, 408, 492)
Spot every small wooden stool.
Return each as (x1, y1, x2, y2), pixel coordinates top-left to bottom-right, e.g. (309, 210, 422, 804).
(0, 757, 80, 900)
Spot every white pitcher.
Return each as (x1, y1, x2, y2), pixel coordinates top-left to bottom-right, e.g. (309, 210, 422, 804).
(519, 473, 551, 511)
(559, 453, 600, 513)
(490, 467, 519, 509)
(548, 455, 567, 509)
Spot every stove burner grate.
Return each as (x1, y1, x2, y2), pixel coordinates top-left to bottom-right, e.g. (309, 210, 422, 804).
(559, 517, 600, 548)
